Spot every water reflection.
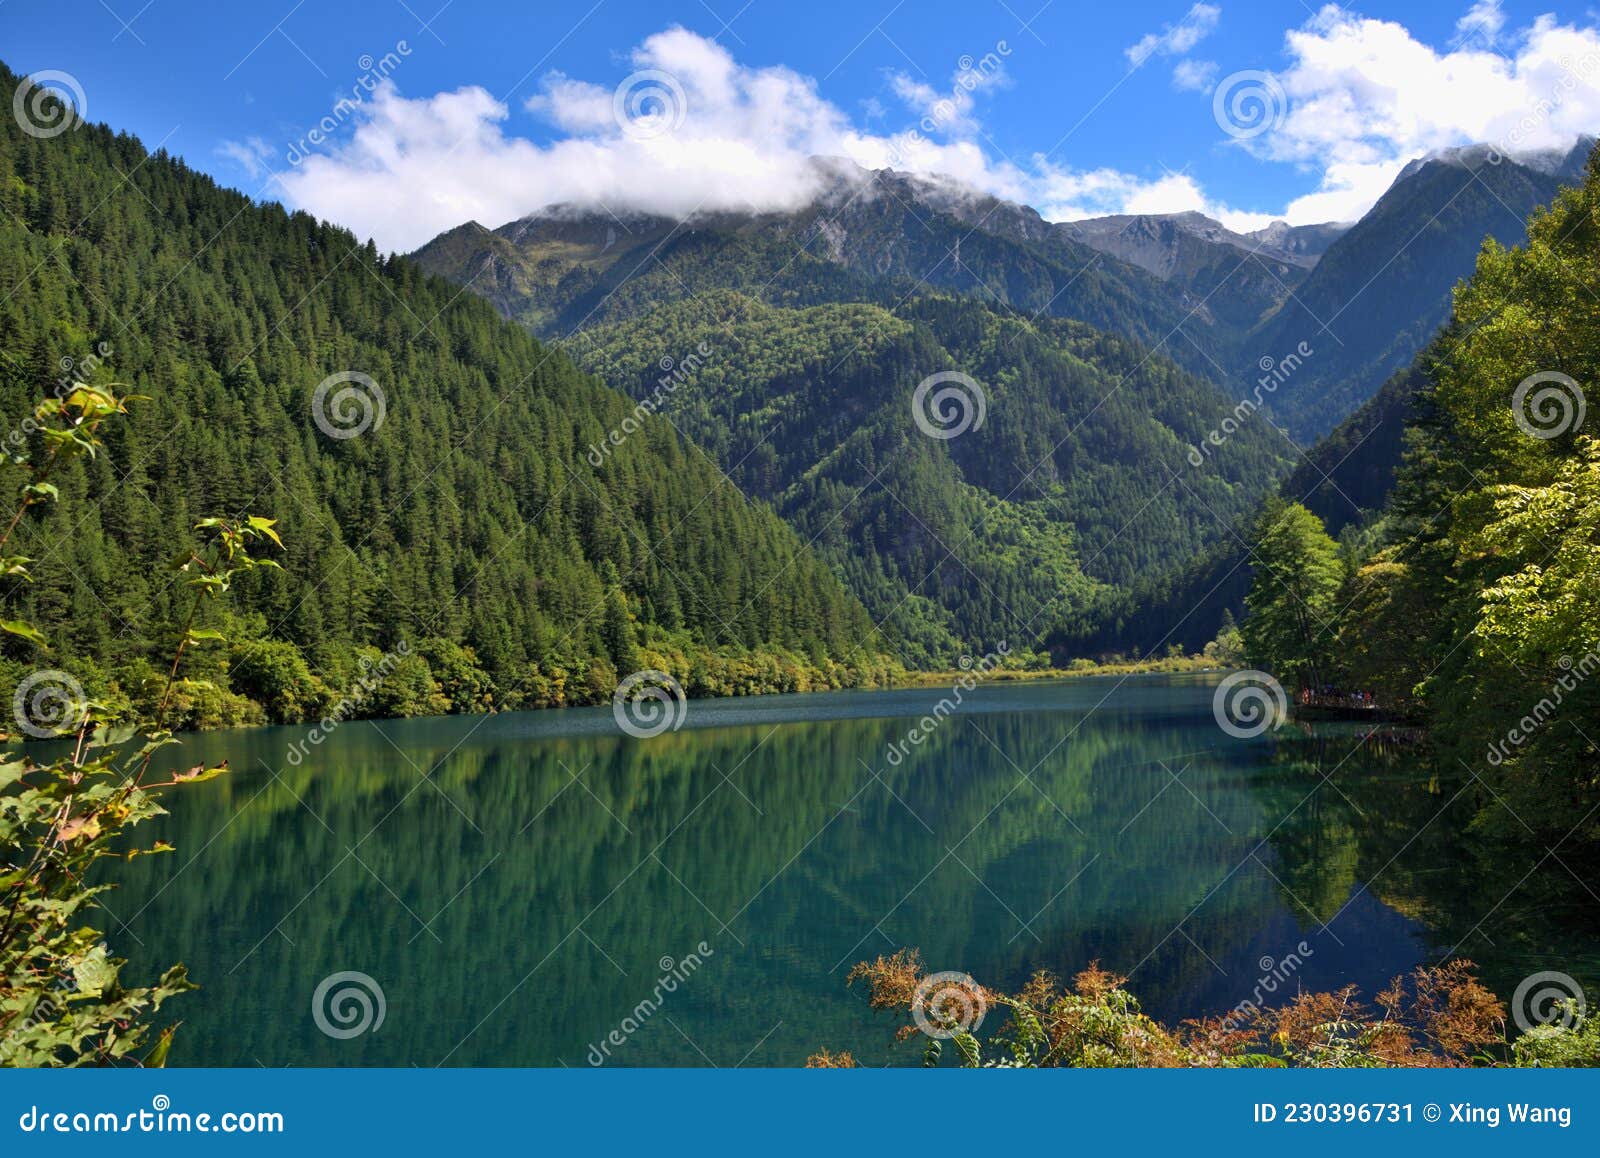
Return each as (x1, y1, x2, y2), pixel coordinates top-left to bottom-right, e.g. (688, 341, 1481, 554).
(103, 675, 1599, 1066)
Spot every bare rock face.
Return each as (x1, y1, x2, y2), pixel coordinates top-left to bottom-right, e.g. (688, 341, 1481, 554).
(1057, 211, 1347, 280)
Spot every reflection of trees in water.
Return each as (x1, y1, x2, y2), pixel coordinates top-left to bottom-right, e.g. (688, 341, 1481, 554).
(106, 710, 1598, 1066)
(1251, 727, 1600, 1016)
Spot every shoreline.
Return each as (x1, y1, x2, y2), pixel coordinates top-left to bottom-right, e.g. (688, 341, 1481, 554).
(895, 654, 1228, 686)
(2, 658, 1238, 751)
(9, 659, 1433, 749)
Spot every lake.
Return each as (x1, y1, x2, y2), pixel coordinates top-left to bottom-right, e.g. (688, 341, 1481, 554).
(107, 672, 1600, 1066)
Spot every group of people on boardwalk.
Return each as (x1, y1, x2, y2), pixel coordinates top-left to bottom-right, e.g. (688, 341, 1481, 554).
(1297, 686, 1377, 710)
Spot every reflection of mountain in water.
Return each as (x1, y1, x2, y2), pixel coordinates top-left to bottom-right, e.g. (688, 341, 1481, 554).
(105, 677, 1600, 1066)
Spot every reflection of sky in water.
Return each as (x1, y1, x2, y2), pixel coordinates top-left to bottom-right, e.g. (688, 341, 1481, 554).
(104, 674, 1600, 1066)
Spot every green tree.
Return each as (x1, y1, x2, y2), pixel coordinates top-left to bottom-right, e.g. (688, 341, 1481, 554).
(1241, 498, 1343, 692)
(1334, 557, 1431, 712)
(600, 587, 642, 677)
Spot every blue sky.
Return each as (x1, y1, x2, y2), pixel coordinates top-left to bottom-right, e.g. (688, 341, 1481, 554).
(6, 1, 1600, 249)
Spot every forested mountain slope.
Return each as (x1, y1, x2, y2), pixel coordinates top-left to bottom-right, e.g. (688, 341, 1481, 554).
(418, 168, 1306, 662)
(0, 64, 895, 727)
(569, 290, 1290, 663)
(414, 144, 1595, 662)
(1283, 365, 1425, 537)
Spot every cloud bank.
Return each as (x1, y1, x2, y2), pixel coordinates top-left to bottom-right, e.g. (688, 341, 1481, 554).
(1251, 2, 1600, 224)
(262, 6, 1600, 252)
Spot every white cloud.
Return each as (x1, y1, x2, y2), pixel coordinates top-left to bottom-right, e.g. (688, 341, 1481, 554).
(1029, 165, 1276, 232)
(1242, 3, 1600, 223)
(217, 136, 273, 181)
(1454, 0, 1506, 48)
(885, 53, 1010, 140)
(1172, 59, 1218, 91)
(273, 28, 1039, 251)
(1127, 4, 1223, 67)
(263, 9, 1600, 252)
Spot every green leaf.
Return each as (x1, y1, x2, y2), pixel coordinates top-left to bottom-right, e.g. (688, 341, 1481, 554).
(246, 515, 284, 549)
(1, 618, 48, 647)
(72, 943, 117, 997)
(951, 1029, 982, 1067)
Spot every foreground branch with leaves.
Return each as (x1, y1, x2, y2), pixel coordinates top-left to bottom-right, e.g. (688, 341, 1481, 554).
(1, 385, 278, 1066)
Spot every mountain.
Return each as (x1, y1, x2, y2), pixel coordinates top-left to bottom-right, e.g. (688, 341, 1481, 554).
(416, 147, 1589, 456)
(1245, 219, 1350, 263)
(1282, 364, 1424, 537)
(1053, 212, 1326, 334)
(1047, 146, 1592, 446)
(569, 290, 1290, 663)
(415, 165, 1301, 662)
(1241, 140, 1593, 442)
(413, 144, 1598, 661)
(0, 63, 896, 728)
(1059, 211, 1344, 276)
(412, 161, 1238, 380)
